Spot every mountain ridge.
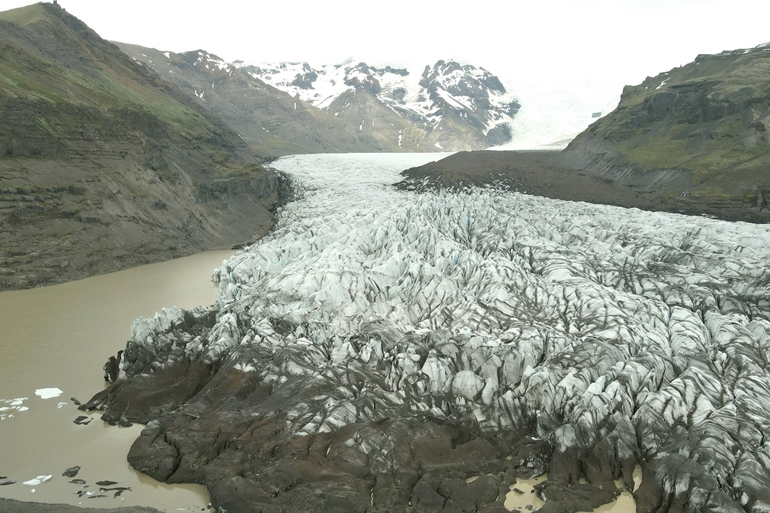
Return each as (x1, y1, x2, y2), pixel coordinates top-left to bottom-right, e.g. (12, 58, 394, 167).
(562, 42, 770, 214)
(116, 44, 520, 154)
(0, 2, 287, 290)
(248, 58, 520, 150)
(399, 43, 770, 223)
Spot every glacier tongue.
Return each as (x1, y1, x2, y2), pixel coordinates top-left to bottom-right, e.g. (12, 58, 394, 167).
(85, 153, 770, 513)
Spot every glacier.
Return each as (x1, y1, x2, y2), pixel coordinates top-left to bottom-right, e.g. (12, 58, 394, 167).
(84, 153, 770, 513)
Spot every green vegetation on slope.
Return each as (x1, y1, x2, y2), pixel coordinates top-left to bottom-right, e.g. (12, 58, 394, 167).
(566, 45, 770, 206)
(0, 2, 259, 172)
(0, 3, 284, 290)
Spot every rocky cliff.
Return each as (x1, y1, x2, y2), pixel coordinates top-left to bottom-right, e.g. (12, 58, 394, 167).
(563, 43, 770, 220)
(0, 3, 288, 290)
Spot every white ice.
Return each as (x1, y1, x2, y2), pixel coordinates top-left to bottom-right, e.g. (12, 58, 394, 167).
(35, 388, 63, 399)
(23, 475, 52, 486)
(127, 153, 770, 510)
(1, 397, 29, 419)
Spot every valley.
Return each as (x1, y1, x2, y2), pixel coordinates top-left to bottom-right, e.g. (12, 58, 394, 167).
(1, 2, 769, 513)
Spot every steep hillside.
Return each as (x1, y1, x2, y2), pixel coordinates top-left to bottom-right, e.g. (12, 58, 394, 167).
(0, 2, 287, 290)
(114, 44, 379, 157)
(563, 43, 770, 218)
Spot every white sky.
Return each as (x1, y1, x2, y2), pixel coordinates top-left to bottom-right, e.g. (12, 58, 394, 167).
(2, 0, 769, 146)
(0, 0, 766, 85)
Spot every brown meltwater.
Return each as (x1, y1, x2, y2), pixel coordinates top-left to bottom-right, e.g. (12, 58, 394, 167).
(501, 466, 642, 512)
(0, 250, 232, 510)
(462, 465, 641, 512)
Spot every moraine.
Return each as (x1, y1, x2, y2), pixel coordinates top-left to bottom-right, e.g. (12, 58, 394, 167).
(85, 153, 770, 513)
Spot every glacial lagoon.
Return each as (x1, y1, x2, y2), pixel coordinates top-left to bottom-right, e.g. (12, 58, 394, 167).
(0, 250, 233, 509)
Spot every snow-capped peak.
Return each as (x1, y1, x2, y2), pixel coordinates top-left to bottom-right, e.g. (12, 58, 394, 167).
(192, 50, 232, 72)
(245, 58, 519, 134)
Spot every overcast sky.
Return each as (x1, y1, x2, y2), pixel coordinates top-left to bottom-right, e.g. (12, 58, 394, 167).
(1, 0, 766, 86)
(2, 0, 769, 146)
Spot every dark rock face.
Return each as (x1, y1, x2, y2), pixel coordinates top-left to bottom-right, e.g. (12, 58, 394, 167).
(290, 63, 318, 89)
(344, 62, 382, 95)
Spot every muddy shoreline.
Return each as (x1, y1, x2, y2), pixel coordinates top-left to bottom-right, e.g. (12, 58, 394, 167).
(0, 498, 162, 513)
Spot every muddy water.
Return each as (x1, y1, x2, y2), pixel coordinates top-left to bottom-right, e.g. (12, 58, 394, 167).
(0, 250, 232, 510)
(501, 466, 642, 512)
(462, 465, 640, 512)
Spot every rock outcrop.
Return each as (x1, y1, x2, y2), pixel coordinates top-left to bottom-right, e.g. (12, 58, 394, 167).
(0, 3, 289, 290)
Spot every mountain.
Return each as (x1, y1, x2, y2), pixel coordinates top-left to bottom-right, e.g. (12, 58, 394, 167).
(400, 44, 770, 223)
(248, 59, 520, 151)
(118, 46, 520, 154)
(563, 43, 770, 217)
(0, 2, 287, 290)
(113, 44, 379, 157)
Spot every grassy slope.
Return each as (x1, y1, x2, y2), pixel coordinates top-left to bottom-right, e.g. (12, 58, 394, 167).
(0, 2, 259, 172)
(0, 3, 282, 289)
(566, 45, 770, 204)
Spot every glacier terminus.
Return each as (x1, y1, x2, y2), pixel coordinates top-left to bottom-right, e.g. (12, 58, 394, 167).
(83, 153, 770, 513)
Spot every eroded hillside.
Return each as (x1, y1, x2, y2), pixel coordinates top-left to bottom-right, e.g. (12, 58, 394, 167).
(564, 43, 770, 218)
(0, 3, 287, 289)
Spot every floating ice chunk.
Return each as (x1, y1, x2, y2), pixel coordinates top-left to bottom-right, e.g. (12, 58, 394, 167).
(23, 475, 52, 486)
(57, 402, 67, 408)
(35, 388, 62, 399)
